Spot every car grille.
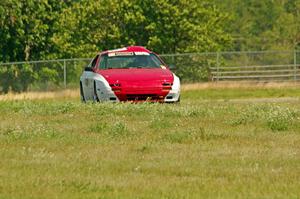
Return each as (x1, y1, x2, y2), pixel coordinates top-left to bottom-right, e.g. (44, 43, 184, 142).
(126, 94, 160, 101)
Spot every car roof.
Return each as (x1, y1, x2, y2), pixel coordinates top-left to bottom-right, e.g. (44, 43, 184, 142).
(100, 46, 152, 55)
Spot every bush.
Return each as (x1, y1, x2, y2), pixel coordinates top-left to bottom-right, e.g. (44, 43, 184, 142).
(0, 64, 37, 93)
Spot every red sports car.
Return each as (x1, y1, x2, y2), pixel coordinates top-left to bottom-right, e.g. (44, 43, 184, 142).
(80, 46, 180, 102)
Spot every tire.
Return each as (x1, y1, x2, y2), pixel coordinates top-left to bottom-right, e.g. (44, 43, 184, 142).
(167, 96, 180, 104)
(176, 96, 180, 103)
(80, 82, 86, 103)
(93, 81, 100, 102)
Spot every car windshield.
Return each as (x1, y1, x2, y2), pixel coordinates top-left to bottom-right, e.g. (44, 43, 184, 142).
(99, 53, 164, 69)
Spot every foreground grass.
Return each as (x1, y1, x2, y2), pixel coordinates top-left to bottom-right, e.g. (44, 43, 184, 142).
(0, 89, 300, 198)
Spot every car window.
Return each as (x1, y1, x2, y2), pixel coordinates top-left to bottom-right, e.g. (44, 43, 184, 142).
(151, 54, 165, 66)
(99, 55, 107, 69)
(98, 53, 164, 69)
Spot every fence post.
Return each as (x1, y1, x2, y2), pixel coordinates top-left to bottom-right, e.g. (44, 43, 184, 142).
(294, 49, 297, 82)
(63, 59, 67, 88)
(216, 52, 220, 82)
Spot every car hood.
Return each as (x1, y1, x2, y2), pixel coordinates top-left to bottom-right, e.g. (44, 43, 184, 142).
(98, 68, 174, 86)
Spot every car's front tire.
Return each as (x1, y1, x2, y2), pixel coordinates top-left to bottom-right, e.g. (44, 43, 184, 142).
(176, 96, 180, 103)
(93, 81, 100, 102)
(80, 81, 86, 103)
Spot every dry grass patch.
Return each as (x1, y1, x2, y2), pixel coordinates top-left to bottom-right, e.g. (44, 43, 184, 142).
(181, 81, 300, 91)
(1, 82, 300, 101)
(0, 89, 79, 101)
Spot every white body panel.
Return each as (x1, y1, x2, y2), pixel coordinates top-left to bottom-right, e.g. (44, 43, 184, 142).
(164, 74, 180, 102)
(80, 72, 119, 102)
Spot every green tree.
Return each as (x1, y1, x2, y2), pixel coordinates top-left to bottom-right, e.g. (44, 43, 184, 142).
(0, 0, 69, 93)
(212, 0, 300, 50)
(52, 0, 146, 58)
(0, 0, 68, 62)
(141, 0, 232, 53)
(53, 0, 232, 57)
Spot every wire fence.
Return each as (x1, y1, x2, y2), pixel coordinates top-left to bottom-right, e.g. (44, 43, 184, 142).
(209, 50, 300, 82)
(162, 50, 300, 83)
(0, 50, 299, 93)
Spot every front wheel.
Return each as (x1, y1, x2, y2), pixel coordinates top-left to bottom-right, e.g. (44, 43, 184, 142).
(93, 81, 100, 102)
(80, 82, 86, 103)
(176, 96, 180, 103)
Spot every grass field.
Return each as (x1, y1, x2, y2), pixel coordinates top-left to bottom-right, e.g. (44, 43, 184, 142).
(1, 84, 300, 198)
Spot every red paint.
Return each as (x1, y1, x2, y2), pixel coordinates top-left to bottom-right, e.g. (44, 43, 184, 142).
(101, 46, 152, 54)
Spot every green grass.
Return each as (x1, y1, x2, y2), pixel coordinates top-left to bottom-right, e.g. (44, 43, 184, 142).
(1, 88, 300, 199)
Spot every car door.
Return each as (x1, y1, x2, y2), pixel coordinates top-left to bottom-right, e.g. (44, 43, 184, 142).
(81, 55, 99, 100)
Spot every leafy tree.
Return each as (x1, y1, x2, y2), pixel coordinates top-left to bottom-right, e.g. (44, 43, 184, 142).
(212, 0, 300, 50)
(52, 0, 232, 57)
(0, 0, 67, 62)
(0, 0, 68, 92)
(141, 0, 232, 53)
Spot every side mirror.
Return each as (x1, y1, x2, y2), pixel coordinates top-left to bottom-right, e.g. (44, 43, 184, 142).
(84, 67, 93, 72)
(169, 64, 176, 70)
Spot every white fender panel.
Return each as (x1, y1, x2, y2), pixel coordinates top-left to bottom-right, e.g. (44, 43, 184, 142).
(164, 74, 180, 102)
(80, 72, 119, 102)
(93, 73, 119, 102)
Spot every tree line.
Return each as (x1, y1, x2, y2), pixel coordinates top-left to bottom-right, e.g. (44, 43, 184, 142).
(2, 0, 299, 63)
(0, 0, 299, 92)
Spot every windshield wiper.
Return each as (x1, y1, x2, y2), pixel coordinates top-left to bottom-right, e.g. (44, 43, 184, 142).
(106, 66, 148, 69)
(106, 67, 128, 69)
(123, 66, 142, 69)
